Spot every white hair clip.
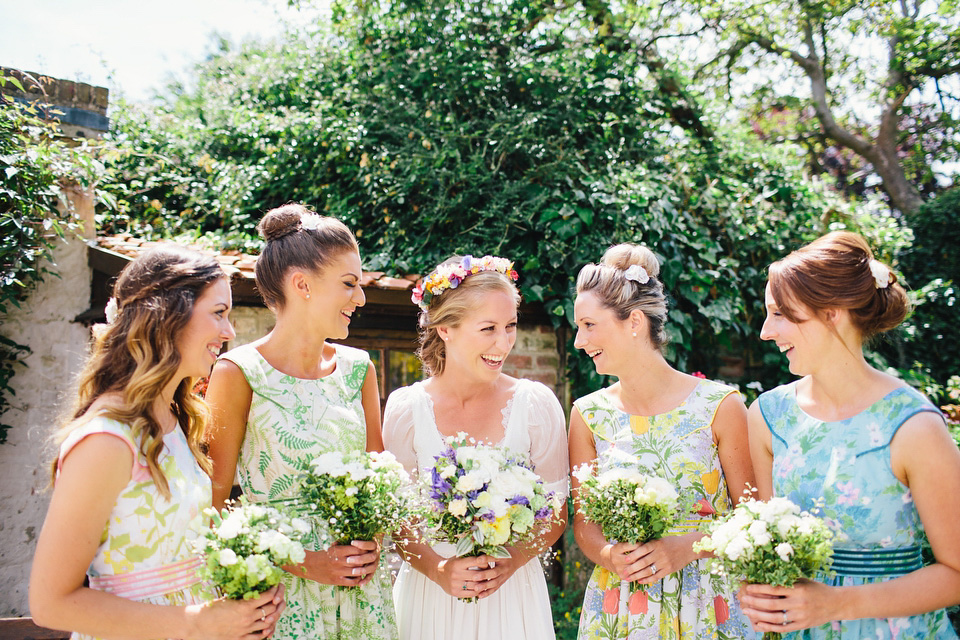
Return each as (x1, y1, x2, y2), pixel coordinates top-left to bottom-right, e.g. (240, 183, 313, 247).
(300, 213, 323, 231)
(104, 297, 119, 324)
(869, 260, 890, 289)
(623, 264, 650, 285)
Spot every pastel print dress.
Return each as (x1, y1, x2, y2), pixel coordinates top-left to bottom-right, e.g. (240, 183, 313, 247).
(574, 379, 754, 640)
(758, 381, 958, 639)
(221, 343, 397, 640)
(58, 416, 212, 640)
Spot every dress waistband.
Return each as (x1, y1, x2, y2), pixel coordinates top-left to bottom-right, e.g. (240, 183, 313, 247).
(666, 518, 710, 537)
(89, 556, 203, 600)
(830, 546, 923, 577)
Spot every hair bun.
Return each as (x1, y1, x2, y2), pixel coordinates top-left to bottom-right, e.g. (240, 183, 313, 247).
(601, 243, 661, 279)
(257, 204, 309, 242)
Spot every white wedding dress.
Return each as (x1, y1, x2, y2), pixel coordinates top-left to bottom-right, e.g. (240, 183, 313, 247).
(383, 378, 569, 640)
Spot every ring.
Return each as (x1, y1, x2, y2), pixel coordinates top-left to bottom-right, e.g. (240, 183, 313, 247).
(462, 582, 468, 590)
(261, 610, 266, 621)
(782, 610, 788, 626)
(650, 563, 658, 576)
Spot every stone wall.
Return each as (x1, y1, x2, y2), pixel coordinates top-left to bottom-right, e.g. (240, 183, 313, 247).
(1, 67, 109, 140)
(0, 235, 93, 615)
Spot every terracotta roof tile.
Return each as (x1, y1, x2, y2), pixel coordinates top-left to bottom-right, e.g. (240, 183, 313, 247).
(95, 235, 419, 293)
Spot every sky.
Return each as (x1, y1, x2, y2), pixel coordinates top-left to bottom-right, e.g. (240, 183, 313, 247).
(0, 0, 324, 105)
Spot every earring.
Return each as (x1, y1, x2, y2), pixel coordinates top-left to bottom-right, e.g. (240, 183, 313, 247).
(306, 294, 311, 299)
(632, 332, 637, 337)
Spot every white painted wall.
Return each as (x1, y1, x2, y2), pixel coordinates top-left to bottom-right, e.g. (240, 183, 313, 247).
(0, 234, 92, 616)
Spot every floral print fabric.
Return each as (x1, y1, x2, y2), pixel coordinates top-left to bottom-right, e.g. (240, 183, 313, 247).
(222, 343, 397, 640)
(58, 416, 212, 640)
(758, 381, 958, 639)
(574, 379, 754, 639)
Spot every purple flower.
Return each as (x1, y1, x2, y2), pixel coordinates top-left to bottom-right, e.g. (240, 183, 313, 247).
(508, 496, 530, 507)
(535, 506, 553, 519)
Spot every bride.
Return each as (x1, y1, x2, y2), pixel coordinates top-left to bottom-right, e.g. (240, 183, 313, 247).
(383, 255, 568, 640)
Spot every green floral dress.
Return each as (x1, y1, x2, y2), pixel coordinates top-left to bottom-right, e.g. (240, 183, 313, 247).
(222, 343, 397, 640)
(58, 416, 212, 640)
(574, 379, 754, 640)
(758, 381, 958, 639)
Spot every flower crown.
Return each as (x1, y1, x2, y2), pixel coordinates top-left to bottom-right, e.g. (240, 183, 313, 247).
(411, 255, 519, 311)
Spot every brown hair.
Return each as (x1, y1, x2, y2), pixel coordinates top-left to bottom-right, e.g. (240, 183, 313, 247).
(768, 231, 909, 339)
(417, 257, 521, 377)
(52, 245, 224, 496)
(254, 204, 358, 310)
(576, 243, 668, 349)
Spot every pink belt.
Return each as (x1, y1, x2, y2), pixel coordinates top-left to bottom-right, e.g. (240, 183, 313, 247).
(89, 557, 203, 600)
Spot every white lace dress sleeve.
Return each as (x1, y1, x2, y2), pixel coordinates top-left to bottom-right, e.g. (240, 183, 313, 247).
(382, 385, 419, 475)
(524, 381, 570, 500)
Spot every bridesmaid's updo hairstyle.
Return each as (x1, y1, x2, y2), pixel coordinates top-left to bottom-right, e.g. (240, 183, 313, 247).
(254, 203, 358, 310)
(768, 231, 909, 339)
(417, 256, 521, 377)
(576, 243, 668, 350)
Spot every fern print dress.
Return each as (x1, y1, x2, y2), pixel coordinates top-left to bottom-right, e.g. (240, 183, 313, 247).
(574, 379, 754, 640)
(221, 343, 397, 640)
(757, 381, 958, 640)
(57, 416, 212, 640)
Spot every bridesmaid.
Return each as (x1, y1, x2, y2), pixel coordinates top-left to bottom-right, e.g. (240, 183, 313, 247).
(740, 231, 960, 638)
(382, 255, 568, 640)
(569, 243, 755, 639)
(205, 204, 397, 640)
(30, 246, 284, 639)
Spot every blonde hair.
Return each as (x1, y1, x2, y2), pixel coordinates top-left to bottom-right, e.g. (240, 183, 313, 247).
(417, 257, 521, 377)
(51, 246, 223, 497)
(576, 243, 668, 349)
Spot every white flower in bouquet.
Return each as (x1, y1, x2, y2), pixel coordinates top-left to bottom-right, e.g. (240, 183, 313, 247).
(292, 449, 413, 547)
(693, 496, 834, 638)
(573, 452, 687, 546)
(193, 501, 306, 600)
(421, 433, 562, 559)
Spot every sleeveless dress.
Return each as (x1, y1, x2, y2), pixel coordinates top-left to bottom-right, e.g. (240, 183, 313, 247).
(57, 416, 212, 640)
(382, 378, 569, 640)
(574, 379, 754, 640)
(221, 343, 397, 640)
(758, 381, 959, 639)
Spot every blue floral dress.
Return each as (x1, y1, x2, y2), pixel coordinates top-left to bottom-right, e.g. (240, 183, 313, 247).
(758, 381, 958, 639)
(574, 379, 754, 639)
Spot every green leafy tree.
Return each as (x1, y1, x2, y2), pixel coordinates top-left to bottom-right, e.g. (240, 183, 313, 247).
(0, 74, 102, 441)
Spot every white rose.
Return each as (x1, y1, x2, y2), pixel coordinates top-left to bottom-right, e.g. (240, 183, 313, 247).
(448, 498, 468, 517)
(775, 542, 794, 561)
(218, 548, 238, 566)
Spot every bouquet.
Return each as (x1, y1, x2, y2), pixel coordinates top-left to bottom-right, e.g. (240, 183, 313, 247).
(573, 451, 688, 592)
(194, 501, 309, 600)
(693, 496, 834, 639)
(423, 433, 563, 559)
(293, 449, 412, 547)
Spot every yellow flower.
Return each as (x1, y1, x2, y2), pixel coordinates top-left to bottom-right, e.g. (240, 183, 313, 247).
(630, 415, 650, 435)
(701, 470, 720, 494)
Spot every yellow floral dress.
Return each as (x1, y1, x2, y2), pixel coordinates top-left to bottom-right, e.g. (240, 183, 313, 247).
(58, 416, 212, 640)
(573, 379, 754, 640)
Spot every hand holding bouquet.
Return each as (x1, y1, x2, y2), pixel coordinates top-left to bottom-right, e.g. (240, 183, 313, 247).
(194, 501, 308, 600)
(693, 495, 834, 639)
(423, 433, 562, 559)
(295, 449, 412, 547)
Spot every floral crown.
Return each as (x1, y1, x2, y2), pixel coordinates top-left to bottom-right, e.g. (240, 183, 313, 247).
(411, 255, 519, 311)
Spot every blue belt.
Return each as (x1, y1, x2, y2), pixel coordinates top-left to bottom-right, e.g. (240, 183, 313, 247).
(830, 546, 923, 577)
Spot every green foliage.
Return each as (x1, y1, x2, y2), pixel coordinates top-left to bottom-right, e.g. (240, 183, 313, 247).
(0, 76, 102, 442)
(97, 1, 886, 401)
(892, 189, 960, 388)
